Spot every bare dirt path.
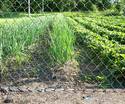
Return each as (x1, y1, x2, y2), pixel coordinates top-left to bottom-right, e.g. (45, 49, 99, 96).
(1, 60, 125, 104)
(0, 80, 125, 104)
(0, 88, 125, 104)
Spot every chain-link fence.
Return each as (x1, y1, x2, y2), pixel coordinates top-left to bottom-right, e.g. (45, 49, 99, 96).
(0, 0, 125, 103)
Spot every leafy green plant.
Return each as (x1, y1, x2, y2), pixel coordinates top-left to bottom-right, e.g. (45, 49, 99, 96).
(73, 16, 125, 44)
(68, 17, 125, 87)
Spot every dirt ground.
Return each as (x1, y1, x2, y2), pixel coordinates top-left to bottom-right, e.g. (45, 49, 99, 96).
(0, 88, 125, 104)
(0, 81, 125, 104)
(1, 60, 125, 104)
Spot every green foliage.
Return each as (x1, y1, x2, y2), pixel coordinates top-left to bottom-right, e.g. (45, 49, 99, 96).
(123, 5, 125, 15)
(0, 0, 13, 12)
(0, 0, 116, 12)
(114, 0, 125, 15)
(97, 0, 112, 10)
(68, 15, 125, 86)
(0, 14, 75, 74)
(0, 16, 53, 61)
(74, 16, 125, 44)
(49, 14, 75, 64)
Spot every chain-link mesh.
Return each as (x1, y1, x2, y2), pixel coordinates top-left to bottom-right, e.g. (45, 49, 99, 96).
(0, 0, 125, 103)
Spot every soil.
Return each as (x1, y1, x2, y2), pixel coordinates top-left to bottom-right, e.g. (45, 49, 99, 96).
(0, 77, 125, 104)
(0, 88, 125, 104)
(0, 59, 125, 104)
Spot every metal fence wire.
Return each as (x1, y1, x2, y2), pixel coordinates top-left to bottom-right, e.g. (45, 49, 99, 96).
(0, 0, 125, 103)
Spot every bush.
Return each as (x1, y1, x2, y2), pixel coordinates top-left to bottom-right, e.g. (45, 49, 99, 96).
(123, 6, 125, 15)
(115, 3, 123, 13)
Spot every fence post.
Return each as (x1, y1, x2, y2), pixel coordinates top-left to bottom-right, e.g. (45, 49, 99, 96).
(28, 0, 31, 17)
(42, 0, 44, 12)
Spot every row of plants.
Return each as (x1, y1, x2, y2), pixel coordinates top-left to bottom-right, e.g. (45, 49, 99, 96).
(87, 15, 125, 20)
(68, 13, 125, 28)
(49, 14, 75, 64)
(84, 16, 125, 34)
(85, 17, 125, 43)
(85, 17, 125, 33)
(87, 16, 125, 27)
(0, 14, 76, 81)
(73, 17, 125, 44)
(67, 17, 125, 86)
(0, 14, 75, 67)
(0, 16, 54, 62)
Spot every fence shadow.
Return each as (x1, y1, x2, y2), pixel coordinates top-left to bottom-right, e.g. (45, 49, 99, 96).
(77, 47, 125, 89)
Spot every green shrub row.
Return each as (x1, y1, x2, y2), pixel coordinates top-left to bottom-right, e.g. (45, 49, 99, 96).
(87, 18, 125, 33)
(74, 17, 125, 44)
(87, 16, 125, 27)
(68, 17, 125, 80)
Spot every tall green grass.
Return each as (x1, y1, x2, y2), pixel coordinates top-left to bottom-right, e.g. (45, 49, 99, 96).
(49, 14, 75, 64)
(0, 14, 75, 69)
(0, 16, 53, 61)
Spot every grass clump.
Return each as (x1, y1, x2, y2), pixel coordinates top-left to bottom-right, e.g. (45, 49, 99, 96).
(0, 14, 75, 79)
(49, 14, 75, 64)
(0, 16, 53, 62)
(0, 16, 54, 80)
